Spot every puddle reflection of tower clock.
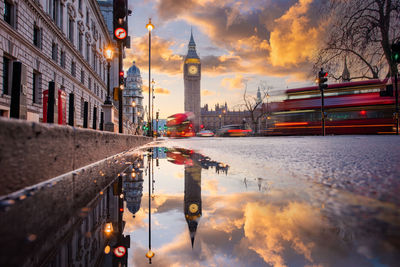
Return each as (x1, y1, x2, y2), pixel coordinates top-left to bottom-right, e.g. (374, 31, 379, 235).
(184, 153, 202, 248)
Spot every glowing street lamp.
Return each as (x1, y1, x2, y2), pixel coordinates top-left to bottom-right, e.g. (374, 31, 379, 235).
(104, 222, 113, 235)
(104, 46, 114, 104)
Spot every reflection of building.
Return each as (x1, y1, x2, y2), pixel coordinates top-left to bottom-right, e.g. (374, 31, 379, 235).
(123, 157, 144, 217)
(165, 148, 229, 248)
(184, 153, 202, 248)
(39, 181, 128, 266)
(201, 103, 250, 131)
(183, 30, 201, 131)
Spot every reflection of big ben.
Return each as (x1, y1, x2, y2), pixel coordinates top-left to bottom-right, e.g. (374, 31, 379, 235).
(184, 154, 202, 248)
(183, 29, 201, 131)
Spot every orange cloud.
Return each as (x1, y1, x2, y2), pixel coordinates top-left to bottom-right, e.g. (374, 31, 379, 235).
(124, 35, 184, 75)
(221, 74, 246, 90)
(269, 0, 321, 67)
(142, 85, 171, 95)
(155, 0, 326, 81)
(201, 89, 216, 96)
(155, 87, 171, 95)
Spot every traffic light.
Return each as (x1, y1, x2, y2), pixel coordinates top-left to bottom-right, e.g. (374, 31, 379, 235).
(317, 68, 328, 90)
(113, 0, 127, 41)
(119, 70, 124, 85)
(392, 42, 400, 64)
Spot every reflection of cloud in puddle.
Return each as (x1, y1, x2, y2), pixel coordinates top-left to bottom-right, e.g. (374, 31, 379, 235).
(244, 201, 319, 267)
(203, 179, 219, 195)
(127, 189, 387, 267)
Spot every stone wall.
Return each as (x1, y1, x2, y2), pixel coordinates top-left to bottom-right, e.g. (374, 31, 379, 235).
(0, 117, 152, 196)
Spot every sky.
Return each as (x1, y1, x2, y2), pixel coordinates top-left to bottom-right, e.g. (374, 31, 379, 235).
(123, 0, 325, 119)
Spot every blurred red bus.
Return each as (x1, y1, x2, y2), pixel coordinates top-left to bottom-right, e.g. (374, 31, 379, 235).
(266, 79, 397, 135)
(166, 112, 196, 137)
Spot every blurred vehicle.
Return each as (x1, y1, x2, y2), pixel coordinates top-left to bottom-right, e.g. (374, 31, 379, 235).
(196, 130, 214, 137)
(216, 124, 252, 137)
(266, 79, 397, 135)
(166, 112, 195, 138)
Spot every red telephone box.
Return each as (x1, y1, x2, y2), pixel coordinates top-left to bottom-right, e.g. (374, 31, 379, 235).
(43, 89, 67, 124)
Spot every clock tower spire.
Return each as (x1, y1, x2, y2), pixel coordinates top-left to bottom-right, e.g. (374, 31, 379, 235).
(184, 30, 201, 131)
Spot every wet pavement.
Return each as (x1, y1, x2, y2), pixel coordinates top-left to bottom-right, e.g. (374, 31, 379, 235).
(1, 136, 400, 266)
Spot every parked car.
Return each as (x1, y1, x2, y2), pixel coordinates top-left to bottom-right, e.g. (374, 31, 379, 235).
(215, 124, 252, 137)
(196, 130, 215, 137)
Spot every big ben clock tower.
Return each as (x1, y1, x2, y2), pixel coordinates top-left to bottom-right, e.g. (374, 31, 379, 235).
(184, 30, 201, 131)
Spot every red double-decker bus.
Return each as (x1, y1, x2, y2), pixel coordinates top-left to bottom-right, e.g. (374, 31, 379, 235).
(266, 79, 397, 135)
(166, 112, 196, 137)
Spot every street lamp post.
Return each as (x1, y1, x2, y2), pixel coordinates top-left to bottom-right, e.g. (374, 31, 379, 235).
(151, 79, 155, 137)
(219, 114, 222, 128)
(146, 18, 154, 137)
(104, 46, 113, 104)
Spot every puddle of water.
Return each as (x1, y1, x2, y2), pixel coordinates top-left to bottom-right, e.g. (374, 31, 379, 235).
(0, 146, 399, 267)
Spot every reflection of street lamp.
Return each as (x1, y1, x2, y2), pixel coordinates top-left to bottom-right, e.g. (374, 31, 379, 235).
(146, 18, 154, 137)
(146, 152, 155, 263)
(104, 46, 113, 104)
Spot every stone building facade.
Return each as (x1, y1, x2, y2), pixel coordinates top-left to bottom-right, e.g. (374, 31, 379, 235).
(0, 0, 118, 128)
(124, 61, 144, 133)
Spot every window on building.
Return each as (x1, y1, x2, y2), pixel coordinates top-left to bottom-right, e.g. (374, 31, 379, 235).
(78, 32, 83, 53)
(4, 0, 15, 27)
(78, 0, 82, 11)
(86, 8, 89, 25)
(60, 51, 65, 68)
(92, 50, 97, 71)
(32, 71, 41, 104)
(52, 0, 60, 24)
(80, 97, 84, 119)
(81, 69, 85, 84)
(68, 18, 74, 43)
(33, 24, 41, 48)
(88, 77, 91, 90)
(86, 43, 90, 62)
(59, 4, 63, 29)
(52, 42, 58, 62)
(71, 61, 76, 77)
(2, 56, 12, 95)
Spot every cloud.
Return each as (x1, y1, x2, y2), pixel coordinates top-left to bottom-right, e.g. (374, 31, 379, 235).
(155, 87, 171, 95)
(124, 35, 184, 76)
(201, 89, 216, 96)
(268, 0, 322, 67)
(154, 0, 325, 80)
(142, 85, 171, 95)
(221, 74, 246, 90)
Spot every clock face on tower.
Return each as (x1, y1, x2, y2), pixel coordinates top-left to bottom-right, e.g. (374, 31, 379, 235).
(188, 65, 198, 75)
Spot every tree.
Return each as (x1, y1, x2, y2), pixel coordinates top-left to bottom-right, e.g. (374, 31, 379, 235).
(242, 81, 271, 134)
(314, 0, 400, 81)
